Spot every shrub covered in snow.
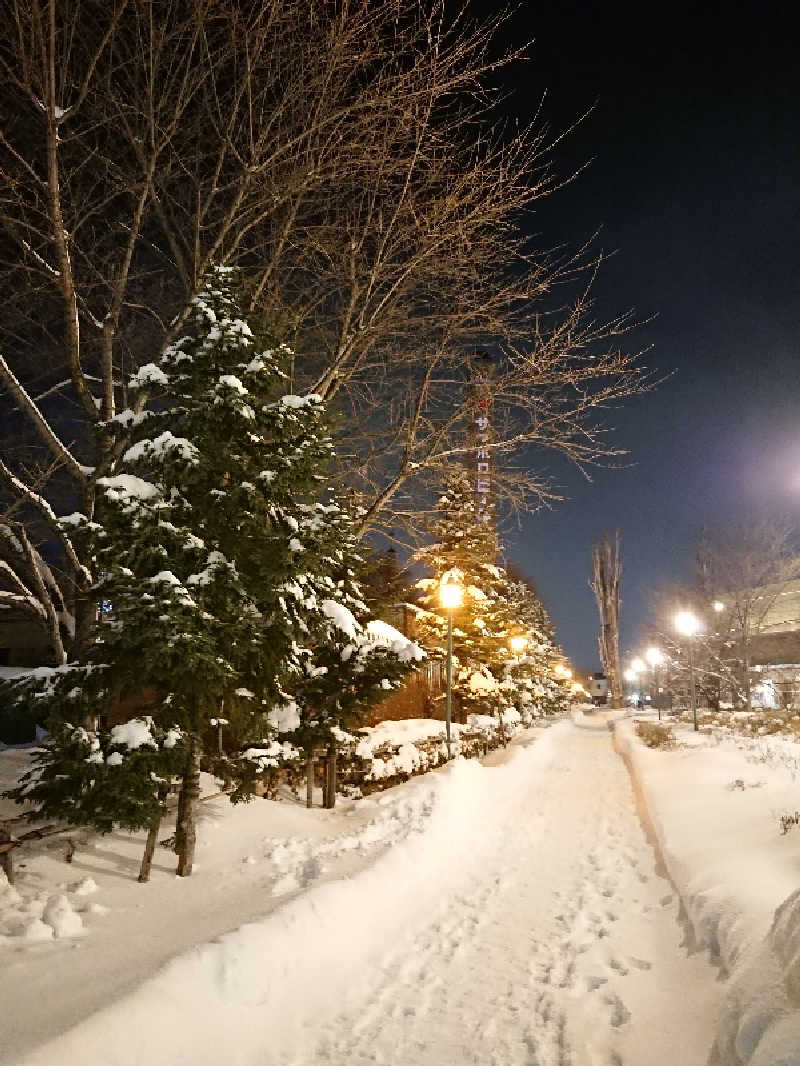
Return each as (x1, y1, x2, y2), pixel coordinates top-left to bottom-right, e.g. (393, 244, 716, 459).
(634, 721, 675, 750)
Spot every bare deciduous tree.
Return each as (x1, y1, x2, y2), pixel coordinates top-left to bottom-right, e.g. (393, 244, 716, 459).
(592, 532, 622, 705)
(696, 519, 800, 710)
(0, 0, 650, 658)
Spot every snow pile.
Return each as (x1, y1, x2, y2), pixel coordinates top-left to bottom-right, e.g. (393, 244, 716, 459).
(364, 619, 424, 662)
(618, 720, 800, 1066)
(351, 715, 521, 784)
(0, 870, 98, 945)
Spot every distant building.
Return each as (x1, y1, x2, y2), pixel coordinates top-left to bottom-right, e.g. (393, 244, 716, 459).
(747, 579, 800, 708)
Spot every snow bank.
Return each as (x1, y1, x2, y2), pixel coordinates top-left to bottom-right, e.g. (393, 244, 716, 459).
(0, 871, 89, 946)
(14, 725, 561, 1066)
(349, 714, 521, 786)
(617, 721, 800, 1066)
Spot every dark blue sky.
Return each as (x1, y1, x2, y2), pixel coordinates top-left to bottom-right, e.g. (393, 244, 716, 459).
(486, 2, 800, 672)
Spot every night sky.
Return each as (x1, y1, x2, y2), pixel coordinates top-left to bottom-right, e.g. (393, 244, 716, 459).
(481, 2, 800, 672)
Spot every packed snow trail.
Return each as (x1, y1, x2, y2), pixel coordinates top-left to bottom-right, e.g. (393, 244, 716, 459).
(8, 719, 723, 1066)
(282, 720, 722, 1066)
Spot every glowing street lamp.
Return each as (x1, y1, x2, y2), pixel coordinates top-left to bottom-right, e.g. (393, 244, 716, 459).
(713, 601, 725, 613)
(675, 610, 702, 731)
(439, 572, 463, 759)
(510, 635, 528, 655)
(630, 656, 645, 675)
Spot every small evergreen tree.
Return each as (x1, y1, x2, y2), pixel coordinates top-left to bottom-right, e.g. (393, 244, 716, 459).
(414, 467, 566, 728)
(504, 576, 569, 720)
(4, 667, 185, 881)
(261, 500, 423, 808)
(414, 469, 514, 721)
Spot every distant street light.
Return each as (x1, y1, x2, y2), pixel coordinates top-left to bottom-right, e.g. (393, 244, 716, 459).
(510, 635, 528, 655)
(675, 610, 702, 731)
(645, 646, 664, 721)
(630, 657, 645, 674)
(713, 601, 725, 613)
(440, 572, 464, 759)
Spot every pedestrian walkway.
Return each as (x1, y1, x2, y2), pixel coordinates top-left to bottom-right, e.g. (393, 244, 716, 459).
(286, 722, 722, 1066)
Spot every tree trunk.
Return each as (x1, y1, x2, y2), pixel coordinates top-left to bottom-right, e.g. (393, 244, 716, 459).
(742, 631, 752, 712)
(0, 827, 15, 885)
(305, 750, 315, 809)
(175, 743, 201, 877)
(323, 742, 337, 809)
(592, 533, 623, 706)
(138, 811, 162, 883)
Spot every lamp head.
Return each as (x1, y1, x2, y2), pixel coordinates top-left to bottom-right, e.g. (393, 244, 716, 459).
(675, 610, 701, 637)
(630, 657, 645, 673)
(510, 635, 527, 654)
(439, 573, 463, 610)
(645, 646, 663, 666)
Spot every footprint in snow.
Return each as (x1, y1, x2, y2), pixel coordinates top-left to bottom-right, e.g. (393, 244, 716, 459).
(604, 992, 632, 1028)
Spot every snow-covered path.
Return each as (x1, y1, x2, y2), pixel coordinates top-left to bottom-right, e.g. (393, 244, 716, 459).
(7, 719, 727, 1066)
(284, 721, 722, 1066)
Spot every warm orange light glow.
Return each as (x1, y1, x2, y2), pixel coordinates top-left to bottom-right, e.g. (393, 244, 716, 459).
(439, 577, 463, 610)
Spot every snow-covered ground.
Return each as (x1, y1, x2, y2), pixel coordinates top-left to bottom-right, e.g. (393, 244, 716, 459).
(2, 713, 799, 1065)
(617, 718, 800, 1066)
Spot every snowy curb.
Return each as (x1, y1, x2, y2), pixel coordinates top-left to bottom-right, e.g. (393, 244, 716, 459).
(615, 720, 800, 1066)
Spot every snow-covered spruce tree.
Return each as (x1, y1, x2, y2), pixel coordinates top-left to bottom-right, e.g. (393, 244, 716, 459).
(102, 269, 420, 837)
(6, 270, 315, 875)
(5, 269, 422, 864)
(413, 468, 519, 731)
(504, 577, 569, 720)
(277, 504, 424, 807)
(414, 468, 567, 730)
(91, 268, 377, 874)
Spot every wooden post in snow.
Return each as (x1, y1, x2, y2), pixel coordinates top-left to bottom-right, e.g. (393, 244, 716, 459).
(591, 532, 623, 706)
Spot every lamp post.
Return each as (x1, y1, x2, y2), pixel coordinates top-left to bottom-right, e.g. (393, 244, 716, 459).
(440, 573, 464, 759)
(645, 646, 664, 721)
(675, 610, 702, 731)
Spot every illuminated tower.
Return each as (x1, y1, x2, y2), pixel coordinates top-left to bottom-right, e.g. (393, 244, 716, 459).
(466, 350, 495, 532)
